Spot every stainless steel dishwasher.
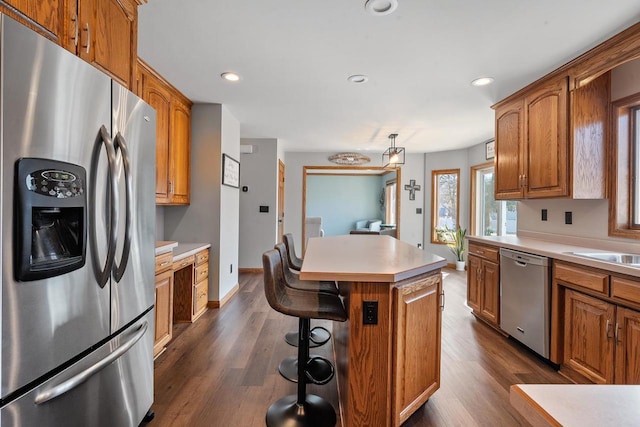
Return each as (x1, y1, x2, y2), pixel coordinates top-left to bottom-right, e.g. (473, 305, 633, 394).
(500, 248, 550, 358)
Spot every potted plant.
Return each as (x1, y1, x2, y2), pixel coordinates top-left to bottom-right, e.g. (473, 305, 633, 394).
(437, 225, 467, 271)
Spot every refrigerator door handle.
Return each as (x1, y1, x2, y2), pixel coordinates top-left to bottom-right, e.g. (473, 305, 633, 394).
(112, 132, 132, 282)
(90, 125, 119, 288)
(33, 321, 148, 405)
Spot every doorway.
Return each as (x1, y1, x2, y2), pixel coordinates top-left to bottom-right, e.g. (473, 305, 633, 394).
(302, 166, 401, 249)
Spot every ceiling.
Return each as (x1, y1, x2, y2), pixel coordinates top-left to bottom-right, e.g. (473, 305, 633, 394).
(137, 0, 640, 154)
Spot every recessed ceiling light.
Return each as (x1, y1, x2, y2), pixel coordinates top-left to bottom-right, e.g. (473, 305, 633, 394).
(221, 72, 241, 82)
(471, 77, 495, 87)
(365, 0, 398, 16)
(347, 74, 369, 84)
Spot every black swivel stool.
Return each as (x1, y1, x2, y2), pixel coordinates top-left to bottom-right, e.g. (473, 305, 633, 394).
(274, 243, 337, 382)
(279, 238, 336, 348)
(263, 249, 347, 427)
(283, 233, 303, 271)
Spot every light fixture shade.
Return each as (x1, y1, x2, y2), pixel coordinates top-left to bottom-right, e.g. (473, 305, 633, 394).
(328, 152, 371, 165)
(382, 133, 405, 168)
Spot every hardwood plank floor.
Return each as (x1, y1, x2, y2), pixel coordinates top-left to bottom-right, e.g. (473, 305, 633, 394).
(150, 269, 568, 426)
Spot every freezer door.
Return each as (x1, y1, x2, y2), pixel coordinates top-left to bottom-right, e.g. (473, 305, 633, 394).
(0, 16, 112, 397)
(0, 310, 154, 427)
(110, 83, 156, 332)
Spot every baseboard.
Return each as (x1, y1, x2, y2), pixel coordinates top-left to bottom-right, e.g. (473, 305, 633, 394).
(239, 268, 263, 274)
(208, 283, 240, 308)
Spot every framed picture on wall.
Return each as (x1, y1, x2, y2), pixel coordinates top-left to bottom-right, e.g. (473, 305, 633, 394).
(485, 140, 495, 160)
(222, 154, 240, 188)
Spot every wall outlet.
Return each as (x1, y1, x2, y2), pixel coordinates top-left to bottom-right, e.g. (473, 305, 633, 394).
(565, 211, 572, 225)
(417, 243, 422, 249)
(541, 209, 548, 221)
(362, 301, 378, 325)
(416, 208, 422, 214)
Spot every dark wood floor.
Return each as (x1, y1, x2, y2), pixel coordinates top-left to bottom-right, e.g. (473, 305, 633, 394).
(150, 269, 568, 426)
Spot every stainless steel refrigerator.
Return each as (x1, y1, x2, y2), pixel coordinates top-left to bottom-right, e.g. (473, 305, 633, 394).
(0, 15, 156, 426)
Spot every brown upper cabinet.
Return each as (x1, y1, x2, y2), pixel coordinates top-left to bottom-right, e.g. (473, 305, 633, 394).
(1, 0, 145, 89)
(492, 21, 640, 200)
(137, 58, 192, 205)
(0, 0, 71, 48)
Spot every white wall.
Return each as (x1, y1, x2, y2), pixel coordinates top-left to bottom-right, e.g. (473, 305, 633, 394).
(238, 138, 278, 269)
(423, 149, 470, 261)
(283, 152, 425, 251)
(164, 103, 239, 301)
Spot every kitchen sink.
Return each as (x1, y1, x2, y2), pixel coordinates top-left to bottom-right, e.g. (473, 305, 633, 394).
(569, 252, 640, 267)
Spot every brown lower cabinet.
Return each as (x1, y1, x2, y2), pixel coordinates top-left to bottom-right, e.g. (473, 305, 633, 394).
(154, 251, 174, 356)
(466, 242, 500, 328)
(553, 261, 640, 384)
(173, 249, 209, 323)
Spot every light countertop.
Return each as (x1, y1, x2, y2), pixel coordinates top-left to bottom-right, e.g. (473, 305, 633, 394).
(467, 234, 640, 278)
(172, 243, 211, 261)
(510, 384, 640, 427)
(155, 241, 178, 255)
(300, 235, 446, 282)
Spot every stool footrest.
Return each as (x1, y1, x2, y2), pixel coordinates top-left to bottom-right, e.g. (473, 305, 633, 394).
(285, 326, 331, 348)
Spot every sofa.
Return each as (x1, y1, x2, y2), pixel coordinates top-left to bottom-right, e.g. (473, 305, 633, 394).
(354, 219, 382, 232)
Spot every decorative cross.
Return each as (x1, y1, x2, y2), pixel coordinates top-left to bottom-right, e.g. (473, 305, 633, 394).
(404, 179, 421, 201)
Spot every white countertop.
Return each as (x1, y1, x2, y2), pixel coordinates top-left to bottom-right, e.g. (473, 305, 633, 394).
(172, 243, 211, 261)
(300, 235, 447, 282)
(510, 384, 640, 426)
(467, 234, 640, 278)
(155, 241, 178, 255)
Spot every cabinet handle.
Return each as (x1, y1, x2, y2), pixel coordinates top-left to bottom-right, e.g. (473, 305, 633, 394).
(200, 271, 207, 276)
(615, 322, 621, 344)
(169, 181, 174, 194)
(71, 16, 78, 46)
(81, 23, 90, 54)
(160, 261, 169, 267)
(440, 291, 445, 311)
(523, 174, 527, 188)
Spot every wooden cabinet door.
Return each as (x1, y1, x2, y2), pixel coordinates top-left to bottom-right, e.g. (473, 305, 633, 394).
(563, 290, 614, 384)
(466, 255, 481, 311)
(1, 0, 70, 48)
(615, 307, 640, 384)
(169, 97, 191, 204)
(392, 274, 442, 427)
(154, 269, 173, 356)
(495, 98, 524, 199)
(141, 70, 172, 202)
(480, 260, 500, 325)
(523, 76, 569, 198)
(78, 0, 137, 88)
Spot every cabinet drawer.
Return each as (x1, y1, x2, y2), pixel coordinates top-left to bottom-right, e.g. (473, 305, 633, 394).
(195, 249, 209, 266)
(173, 255, 195, 271)
(155, 252, 173, 274)
(194, 281, 208, 315)
(194, 263, 209, 282)
(468, 243, 499, 263)
(611, 276, 640, 307)
(554, 262, 609, 295)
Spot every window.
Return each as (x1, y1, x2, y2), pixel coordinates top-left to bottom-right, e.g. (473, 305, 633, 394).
(471, 163, 517, 236)
(611, 94, 640, 237)
(633, 106, 640, 227)
(385, 179, 397, 225)
(431, 169, 459, 243)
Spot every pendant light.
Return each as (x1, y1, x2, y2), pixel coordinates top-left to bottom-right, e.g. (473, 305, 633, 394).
(382, 133, 405, 168)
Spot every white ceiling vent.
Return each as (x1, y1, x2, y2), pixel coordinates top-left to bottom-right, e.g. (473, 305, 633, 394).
(240, 144, 254, 154)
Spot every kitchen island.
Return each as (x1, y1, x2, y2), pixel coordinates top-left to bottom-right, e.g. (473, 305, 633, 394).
(300, 235, 447, 427)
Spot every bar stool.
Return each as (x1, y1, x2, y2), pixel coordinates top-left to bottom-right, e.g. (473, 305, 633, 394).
(274, 243, 336, 382)
(263, 249, 347, 427)
(283, 233, 303, 271)
(276, 237, 338, 348)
